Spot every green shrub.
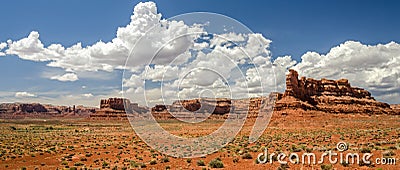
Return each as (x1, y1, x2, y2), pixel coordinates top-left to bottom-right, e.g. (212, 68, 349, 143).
(383, 150, 395, 157)
(305, 148, 313, 153)
(102, 161, 109, 167)
(233, 157, 239, 163)
(360, 148, 371, 153)
(130, 160, 138, 167)
(209, 158, 224, 168)
(321, 164, 332, 170)
(74, 162, 84, 166)
(242, 153, 252, 159)
(150, 159, 157, 165)
(161, 156, 169, 163)
(197, 160, 205, 166)
(341, 161, 349, 167)
(138, 162, 146, 168)
(290, 144, 302, 152)
(277, 163, 289, 170)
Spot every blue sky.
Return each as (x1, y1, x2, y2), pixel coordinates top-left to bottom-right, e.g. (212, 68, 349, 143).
(0, 0, 399, 106)
(2, 1, 399, 58)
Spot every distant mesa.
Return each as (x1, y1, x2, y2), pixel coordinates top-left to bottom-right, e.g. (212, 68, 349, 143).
(89, 98, 148, 119)
(169, 98, 231, 114)
(274, 69, 397, 115)
(2, 69, 399, 119)
(0, 103, 95, 118)
(89, 69, 400, 120)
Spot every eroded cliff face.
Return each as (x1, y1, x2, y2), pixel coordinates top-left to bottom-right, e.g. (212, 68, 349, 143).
(275, 69, 395, 114)
(169, 98, 231, 114)
(100, 98, 128, 111)
(93, 98, 148, 119)
(0, 103, 95, 118)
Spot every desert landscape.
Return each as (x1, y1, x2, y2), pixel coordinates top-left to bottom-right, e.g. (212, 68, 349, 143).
(0, 70, 399, 169)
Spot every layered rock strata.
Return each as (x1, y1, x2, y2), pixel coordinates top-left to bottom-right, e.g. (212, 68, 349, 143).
(275, 69, 395, 114)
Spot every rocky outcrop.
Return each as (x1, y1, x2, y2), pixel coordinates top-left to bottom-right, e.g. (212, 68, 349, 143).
(391, 104, 400, 114)
(0, 103, 49, 114)
(20, 103, 48, 113)
(91, 98, 148, 119)
(0, 103, 95, 118)
(100, 98, 129, 110)
(152, 105, 168, 112)
(275, 69, 395, 114)
(167, 98, 231, 114)
(100, 98, 147, 113)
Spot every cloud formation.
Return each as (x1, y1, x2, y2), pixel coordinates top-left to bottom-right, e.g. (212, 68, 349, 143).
(50, 73, 79, 82)
(1, 1, 399, 105)
(293, 41, 400, 103)
(4, 1, 203, 73)
(0, 42, 6, 56)
(15, 92, 36, 98)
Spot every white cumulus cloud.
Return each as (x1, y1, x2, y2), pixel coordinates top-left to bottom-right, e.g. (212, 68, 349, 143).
(50, 73, 79, 82)
(82, 93, 93, 98)
(15, 92, 36, 98)
(3, 1, 203, 73)
(0, 42, 7, 56)
(2, 1, 400, 105)
(292, 41, 400, 103)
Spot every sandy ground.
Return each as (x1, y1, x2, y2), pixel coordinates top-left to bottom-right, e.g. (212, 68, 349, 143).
(0, 111, 399, 169)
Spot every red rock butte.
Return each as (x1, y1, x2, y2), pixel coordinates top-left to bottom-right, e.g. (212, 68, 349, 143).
(88, 69, 399, 119)
(275, 69, 397, 114)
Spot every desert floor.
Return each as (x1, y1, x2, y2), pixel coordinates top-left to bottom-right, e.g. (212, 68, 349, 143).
(0, 112, 399, 170)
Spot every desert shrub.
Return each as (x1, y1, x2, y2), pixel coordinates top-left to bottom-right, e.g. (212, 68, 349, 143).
(290, 144, 302, 152)
(233, 157, 239, 163)
(383, 150, 395, 157)
(130, 160, 138, 167)
(242, 153, 252, 159)
(74, 162, 84, 166)
(149, 159, 157, 165)
(161, 156, 169, 163)
(138, 162, 146, 168)
(209, 158, 224, 168)
(321, 164, 332, 170)
(186, 158, 192, 163)
(277, 163, 289, 170)
(360, 148, 371, 153)
(305, 147, 313, 153)
(341, 161, 349, 167)
(102, 161, 109, 168)
(197, 160, 205, 166)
